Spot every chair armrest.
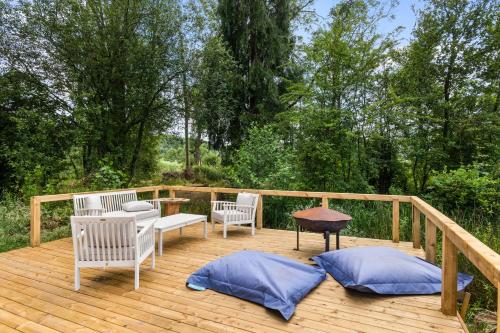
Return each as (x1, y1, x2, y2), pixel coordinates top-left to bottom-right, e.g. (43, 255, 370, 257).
(211, 200, 235, 211)
(137, 220, 155, 237)
(140, 200, 160, 210)
(137, 220, 155, 257)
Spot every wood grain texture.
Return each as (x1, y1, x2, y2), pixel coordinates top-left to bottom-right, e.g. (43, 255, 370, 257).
(412, 206, 421, 249)
(392, 199, 399, 243)
(441, 233, 458, 316)
(256, 195, 263, 229)
(2, 224, 466, 333)
(425, 217, 437, 263)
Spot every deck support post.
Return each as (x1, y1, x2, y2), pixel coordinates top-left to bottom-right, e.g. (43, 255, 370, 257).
(322, 197, 329, 208)
(30, 196, 41, 247)
(441, 232, 458, 315)
(256, 194, 263, 229)
(153, 187, 159, 200)
(392, 199, 399, 243)
(425, 216, 437, 263)
(169, 190, 176, 198)
(412, 205, 421, 248)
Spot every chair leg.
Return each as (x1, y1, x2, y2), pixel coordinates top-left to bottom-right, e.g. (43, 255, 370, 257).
(212, 219, 215, 231)
(223, 223, 227, 239)
(251, 222, 255, 236)
(134, 263, 140, 289)
(151, 248, 155, 269)
(75, 266, 80, 291)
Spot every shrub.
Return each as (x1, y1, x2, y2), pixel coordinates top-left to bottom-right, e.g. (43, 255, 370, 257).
(426, 165, 498, 215)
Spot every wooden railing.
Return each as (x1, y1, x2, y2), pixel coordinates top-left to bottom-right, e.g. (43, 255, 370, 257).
(29, 185, 499, 322)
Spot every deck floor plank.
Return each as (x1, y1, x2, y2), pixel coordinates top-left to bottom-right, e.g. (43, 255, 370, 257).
(0, 224, 465, 333)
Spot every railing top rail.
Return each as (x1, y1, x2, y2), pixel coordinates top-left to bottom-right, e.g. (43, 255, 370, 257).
(164, 185, 412, 202)
(412, 196, 500, 286)
(35, 185, 161, 203)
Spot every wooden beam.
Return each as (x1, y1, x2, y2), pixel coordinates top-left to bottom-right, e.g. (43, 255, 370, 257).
(412, 205, 421, 249)
(441, 232, 458, 315)
(459, 292, 471, 320)
(30, 197, 41, 247)
(392, 199, 399, 243)
(153, 188, 159, 200)
(162, 186, 412, 202)
(37, 186, 162, 203)
(425, 216, 437, 263)
(322, 197, 329, 208)
(169, 190, 176, 198)
(256, 195, 263, 229)
(412, 196, 500, 286)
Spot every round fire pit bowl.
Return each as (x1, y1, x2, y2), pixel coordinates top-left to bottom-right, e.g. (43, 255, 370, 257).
(292, 207, 352, 252)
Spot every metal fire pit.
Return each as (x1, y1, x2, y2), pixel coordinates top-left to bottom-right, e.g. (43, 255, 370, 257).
(293, 207, 352, 252)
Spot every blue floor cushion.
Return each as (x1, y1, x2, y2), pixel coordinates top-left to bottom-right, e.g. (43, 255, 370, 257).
(187, 250, 326, 320)
(312, 246, 473, 295)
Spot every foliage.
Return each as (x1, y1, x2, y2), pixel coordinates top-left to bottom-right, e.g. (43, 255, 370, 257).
(230, 126, 296, 189)
(0, 0, 182, 182)
(426, 165, 499, 216)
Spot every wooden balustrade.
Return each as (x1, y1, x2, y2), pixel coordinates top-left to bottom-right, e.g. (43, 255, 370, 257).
(28, 185, 499, 320)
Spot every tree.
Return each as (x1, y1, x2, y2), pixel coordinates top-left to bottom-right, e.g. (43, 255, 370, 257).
(218, 0, 299, 146)
(0, 0, 183, 181)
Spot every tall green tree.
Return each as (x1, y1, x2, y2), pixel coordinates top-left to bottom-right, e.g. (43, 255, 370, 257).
(218, 0, 301, 146)
(395, 0, 498, 191)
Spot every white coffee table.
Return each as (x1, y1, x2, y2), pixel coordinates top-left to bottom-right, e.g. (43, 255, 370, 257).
(139, 213, 207, 256)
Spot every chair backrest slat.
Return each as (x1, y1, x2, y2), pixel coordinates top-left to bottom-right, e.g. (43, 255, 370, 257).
(73, 190, 138, 215)
(71, 216, 137, 263)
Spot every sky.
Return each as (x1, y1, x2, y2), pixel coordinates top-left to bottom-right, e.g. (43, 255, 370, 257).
(298, 0, 424, 47)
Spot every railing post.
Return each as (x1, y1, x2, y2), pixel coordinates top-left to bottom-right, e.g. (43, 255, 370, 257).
(30, 196, 41, 247)
(412, 205, 421, 249)
(257, 194, 263, 229)
(322, 196, 329, 208)
(210, 191, 217, 224)
(441, 232, 458, 315)
(153, 187, 159, 199)
(425, 216, 437, 263)
(497, 282, 499, 331)
(392, 199, 399, 243)
(169, 189, 176, 198)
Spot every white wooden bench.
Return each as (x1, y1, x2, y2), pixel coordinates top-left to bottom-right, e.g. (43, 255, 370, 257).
(138, 213, 207, 256)
(73, 190, 160, 223)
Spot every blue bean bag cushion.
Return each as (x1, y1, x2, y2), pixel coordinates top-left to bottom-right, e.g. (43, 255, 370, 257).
(312, 246, 473, 295)
(187, 250, 326, 320)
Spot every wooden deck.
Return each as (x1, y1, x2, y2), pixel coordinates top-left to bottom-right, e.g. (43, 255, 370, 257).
(0, 224, 466, 333)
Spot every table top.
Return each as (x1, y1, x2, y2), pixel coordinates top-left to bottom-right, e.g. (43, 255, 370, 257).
(293, 207, 351, 222)
(153, 198, 190, 203)
(155, 213, 207, 229)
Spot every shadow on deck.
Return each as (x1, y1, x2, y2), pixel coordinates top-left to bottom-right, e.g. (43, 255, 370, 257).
(0, 224, 466, 333)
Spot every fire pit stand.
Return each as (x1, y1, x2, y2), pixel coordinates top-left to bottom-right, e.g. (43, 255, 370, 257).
(292, 207, 352, 252)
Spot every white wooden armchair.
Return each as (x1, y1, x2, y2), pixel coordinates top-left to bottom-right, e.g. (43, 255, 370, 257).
(71, 216, 155, 290)
(211, 192, 259, 238)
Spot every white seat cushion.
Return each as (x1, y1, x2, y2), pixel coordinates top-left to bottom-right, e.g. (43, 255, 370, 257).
(103, 209, 159, 221)
(212, 209, 248, 222)
(236, 193, 256, 207)
(122, 200, 153, 212)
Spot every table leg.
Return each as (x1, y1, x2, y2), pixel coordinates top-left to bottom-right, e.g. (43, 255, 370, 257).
(179, 227, 183, 236)
(294, 224, 300, 251)
(336, 231, 340, 250)
(158, 230, 163, 256)
(324, 231, 330, 252)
